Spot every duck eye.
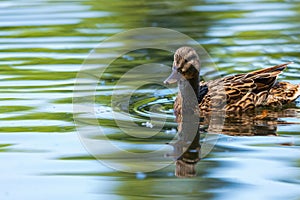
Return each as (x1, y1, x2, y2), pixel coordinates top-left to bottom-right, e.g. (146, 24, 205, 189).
(177, 68, 183, 73)
(184, 59, 188, 63)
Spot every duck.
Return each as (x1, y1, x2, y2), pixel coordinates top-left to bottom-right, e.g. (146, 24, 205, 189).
(164, 46, 300, 122)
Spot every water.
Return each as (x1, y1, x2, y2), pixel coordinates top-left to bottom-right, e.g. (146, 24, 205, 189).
(1, 0, 300, 199)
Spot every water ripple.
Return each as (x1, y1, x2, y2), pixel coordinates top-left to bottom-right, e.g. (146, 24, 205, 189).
(1, 0, 300, 199)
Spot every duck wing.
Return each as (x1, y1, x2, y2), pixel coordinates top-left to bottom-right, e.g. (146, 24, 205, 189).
(199, 63, 293, 112)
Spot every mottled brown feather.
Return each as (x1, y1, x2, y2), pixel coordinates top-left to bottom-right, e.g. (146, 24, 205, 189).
(199, 62, 300, 113)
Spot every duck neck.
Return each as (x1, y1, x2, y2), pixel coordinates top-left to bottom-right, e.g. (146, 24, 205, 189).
(189, 76, 199, 97)
(179, 76, 199, 102)
(179, 76, 199, 116)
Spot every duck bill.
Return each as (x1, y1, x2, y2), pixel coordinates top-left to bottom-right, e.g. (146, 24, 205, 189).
(164, 69, 181, 85)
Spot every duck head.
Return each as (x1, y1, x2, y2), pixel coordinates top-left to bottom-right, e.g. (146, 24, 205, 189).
(164, 47, 200, 85)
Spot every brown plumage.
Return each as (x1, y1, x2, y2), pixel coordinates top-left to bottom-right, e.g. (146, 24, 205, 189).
(164, 47, 300, 123)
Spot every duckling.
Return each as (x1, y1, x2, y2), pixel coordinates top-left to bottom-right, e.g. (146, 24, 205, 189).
(164, 46, 300, 122)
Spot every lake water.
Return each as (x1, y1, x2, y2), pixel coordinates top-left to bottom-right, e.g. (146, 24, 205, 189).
(1, 0, 300, 199)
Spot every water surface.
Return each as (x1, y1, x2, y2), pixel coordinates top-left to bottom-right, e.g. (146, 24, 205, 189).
(1, 0, 300, 200)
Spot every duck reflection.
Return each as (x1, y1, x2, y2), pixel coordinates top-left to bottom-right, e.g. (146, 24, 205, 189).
(203, 110, 278, 136)
(202, 108, 299, 136)
(171, 126, 201, 177)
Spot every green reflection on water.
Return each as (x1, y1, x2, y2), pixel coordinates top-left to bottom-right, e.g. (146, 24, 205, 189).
(0, 106, 33, 113)
(0, 0, 300, 199)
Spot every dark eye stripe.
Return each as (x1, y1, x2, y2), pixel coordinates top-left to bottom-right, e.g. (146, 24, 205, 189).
(186, 54, 197, 61)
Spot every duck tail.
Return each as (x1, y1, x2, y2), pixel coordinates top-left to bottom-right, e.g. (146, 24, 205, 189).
(269, 81, 300, 104)
(288, 82, 300, 102)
